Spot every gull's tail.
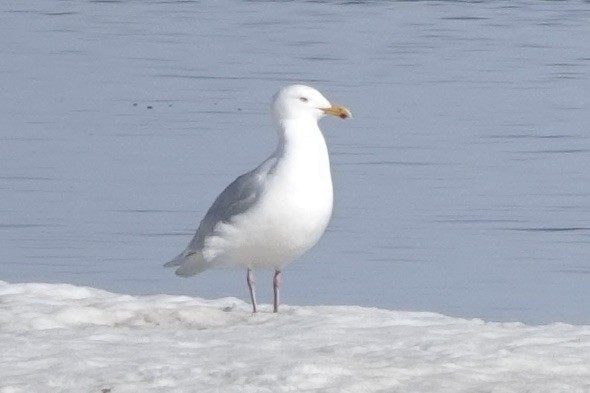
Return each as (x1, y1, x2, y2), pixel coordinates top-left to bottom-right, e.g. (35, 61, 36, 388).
(164, 249, 210, 277)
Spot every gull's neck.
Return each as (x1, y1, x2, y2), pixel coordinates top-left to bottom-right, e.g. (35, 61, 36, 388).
(270, 117, 332, 186)
(275, 118, 326, 155)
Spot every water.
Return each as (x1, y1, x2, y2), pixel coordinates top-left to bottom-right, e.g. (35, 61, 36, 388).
(1, 0, 589, 325)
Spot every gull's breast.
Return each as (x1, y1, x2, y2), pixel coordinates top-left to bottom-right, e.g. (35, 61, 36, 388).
(204, 154, 333, 269)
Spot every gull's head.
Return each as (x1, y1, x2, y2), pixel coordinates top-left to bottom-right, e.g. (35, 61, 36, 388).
(271, 84, 352, 125)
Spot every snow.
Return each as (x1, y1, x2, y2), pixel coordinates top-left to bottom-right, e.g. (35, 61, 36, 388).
(2, 281, 590, 393)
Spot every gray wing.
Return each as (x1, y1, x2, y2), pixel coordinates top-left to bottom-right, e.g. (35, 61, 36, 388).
(187, 157, 276, 251)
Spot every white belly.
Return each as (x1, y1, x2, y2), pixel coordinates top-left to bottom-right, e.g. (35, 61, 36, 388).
(203, 155, 333, 269)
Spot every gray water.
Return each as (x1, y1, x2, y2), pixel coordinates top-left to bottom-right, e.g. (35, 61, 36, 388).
(1, 0, 589, 325)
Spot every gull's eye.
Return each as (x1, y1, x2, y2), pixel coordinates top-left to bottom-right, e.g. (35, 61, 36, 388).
(299, 97, 308, 103)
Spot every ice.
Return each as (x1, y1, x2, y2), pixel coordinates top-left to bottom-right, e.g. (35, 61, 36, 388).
(2, 281, 590, 392)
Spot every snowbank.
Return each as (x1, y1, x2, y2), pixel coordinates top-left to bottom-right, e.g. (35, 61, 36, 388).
(1, 281, 589, 393)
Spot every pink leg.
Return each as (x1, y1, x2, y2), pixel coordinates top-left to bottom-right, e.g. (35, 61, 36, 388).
(273, 269, 281, 313)
(247, 268, 257, 313)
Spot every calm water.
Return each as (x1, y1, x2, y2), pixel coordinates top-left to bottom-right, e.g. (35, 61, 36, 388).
(1, 0, 589, 324)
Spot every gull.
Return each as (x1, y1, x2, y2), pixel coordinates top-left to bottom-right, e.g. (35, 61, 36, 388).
(165, 84, 351, 313)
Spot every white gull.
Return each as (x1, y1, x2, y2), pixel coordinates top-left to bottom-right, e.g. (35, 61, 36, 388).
(165, 84, 351, 313)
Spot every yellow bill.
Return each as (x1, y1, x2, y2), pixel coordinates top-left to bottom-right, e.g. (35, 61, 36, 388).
(322, 104, 352, 119)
